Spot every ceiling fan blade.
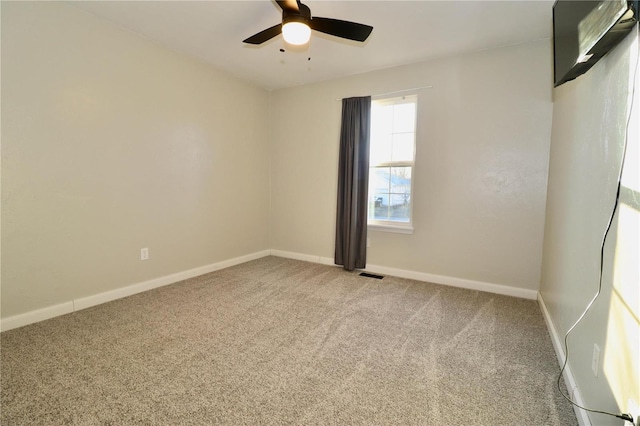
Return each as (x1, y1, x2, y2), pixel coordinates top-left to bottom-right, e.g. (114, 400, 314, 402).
(243, 24, 282, 45)
(276, 0, 299, 14)
(310, 17, 373, 42)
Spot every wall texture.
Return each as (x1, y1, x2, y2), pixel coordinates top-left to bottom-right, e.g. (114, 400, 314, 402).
(539, 29, 639, 425)
(270, 39, 553, 292)
(1, 2, 270, 318)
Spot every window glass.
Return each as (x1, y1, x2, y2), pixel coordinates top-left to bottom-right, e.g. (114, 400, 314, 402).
(368, 95, 417, 230)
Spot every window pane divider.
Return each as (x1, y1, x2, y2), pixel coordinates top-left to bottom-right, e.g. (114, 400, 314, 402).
(370, 161, 414, 168)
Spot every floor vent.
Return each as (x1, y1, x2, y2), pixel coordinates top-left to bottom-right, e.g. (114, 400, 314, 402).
(359, 272, 384, 279)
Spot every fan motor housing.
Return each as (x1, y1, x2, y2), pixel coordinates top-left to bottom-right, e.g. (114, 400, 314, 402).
(283, 2, 311, 26)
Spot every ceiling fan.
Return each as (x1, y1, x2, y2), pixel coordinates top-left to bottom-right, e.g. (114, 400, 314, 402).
(243, 0, 373, 46)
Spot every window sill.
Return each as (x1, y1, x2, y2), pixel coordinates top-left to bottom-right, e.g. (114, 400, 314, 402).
(368, 223, 414, 234)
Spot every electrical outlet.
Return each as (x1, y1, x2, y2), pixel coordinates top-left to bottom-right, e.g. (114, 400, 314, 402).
(627, 399, 639, 425)
(570, 386, 578, 402)
(591, 344, 600, 377)
(140, 247, 149, 261)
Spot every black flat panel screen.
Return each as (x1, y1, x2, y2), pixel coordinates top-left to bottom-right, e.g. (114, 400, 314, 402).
(553, 0, 637, 87)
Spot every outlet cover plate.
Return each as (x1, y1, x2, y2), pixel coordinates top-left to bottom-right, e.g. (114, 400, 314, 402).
(627, 399, 639, 425)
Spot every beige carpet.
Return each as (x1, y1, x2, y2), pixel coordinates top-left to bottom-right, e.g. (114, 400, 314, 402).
(1, 256, 577, 425)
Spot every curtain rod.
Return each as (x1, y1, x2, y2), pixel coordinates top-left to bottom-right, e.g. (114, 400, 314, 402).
(336, 85, 433, 101)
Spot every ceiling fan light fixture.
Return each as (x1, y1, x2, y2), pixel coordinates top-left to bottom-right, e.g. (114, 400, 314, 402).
(243, 1, 372, 46)
(282, 21, 311, 45)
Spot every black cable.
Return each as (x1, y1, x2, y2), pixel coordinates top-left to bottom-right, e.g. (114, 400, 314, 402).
(556, 24, 639, 426)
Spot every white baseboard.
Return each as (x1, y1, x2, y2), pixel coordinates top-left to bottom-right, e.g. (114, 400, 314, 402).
(268, 250, 336, 267)
(0, 301, 75, 333)
(318, 256, 335, 266)
(538, 293, 591, 426)
(0, 250, 271, 332)
(74, 250, 271, 312)
(269, 249, 323, 264)
(270, 250, 538, 300)
(365, 263, 538, 300)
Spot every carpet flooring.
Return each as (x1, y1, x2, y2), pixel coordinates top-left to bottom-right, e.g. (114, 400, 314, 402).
(1, 256, 577, 425)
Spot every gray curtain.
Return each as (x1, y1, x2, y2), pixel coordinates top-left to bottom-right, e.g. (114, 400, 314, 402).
(335, 96, 371, 271)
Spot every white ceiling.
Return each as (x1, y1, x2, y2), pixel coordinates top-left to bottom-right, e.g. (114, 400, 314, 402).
(71, 1, 553, 91)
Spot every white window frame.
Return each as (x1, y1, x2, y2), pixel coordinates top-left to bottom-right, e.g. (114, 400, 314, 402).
(367, 94, 417, 234)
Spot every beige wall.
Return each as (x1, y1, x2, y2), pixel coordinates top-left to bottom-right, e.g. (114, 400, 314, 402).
(1, 2, 270, 318)
(270, 39, 553, 291)
(540, 29, 639, 424)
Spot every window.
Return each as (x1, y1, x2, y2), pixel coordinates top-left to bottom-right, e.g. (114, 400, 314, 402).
(368, 95, 417, 233)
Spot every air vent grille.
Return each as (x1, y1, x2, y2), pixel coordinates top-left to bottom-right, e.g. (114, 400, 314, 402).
(359, 272, 384, 279)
